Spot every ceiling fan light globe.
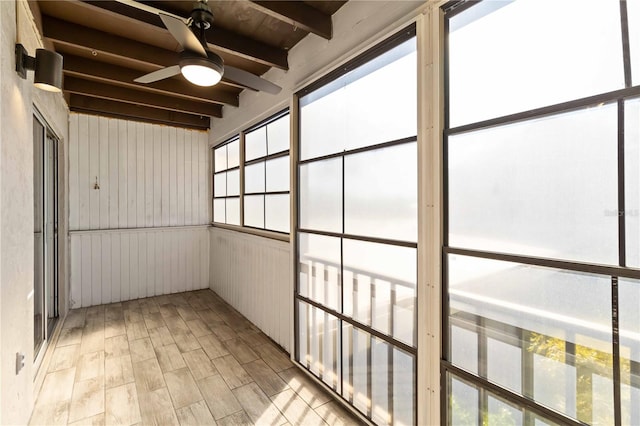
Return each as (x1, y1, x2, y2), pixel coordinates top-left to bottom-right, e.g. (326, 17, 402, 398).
(181, 64, 221, 86)
(179, 55, 224, 87)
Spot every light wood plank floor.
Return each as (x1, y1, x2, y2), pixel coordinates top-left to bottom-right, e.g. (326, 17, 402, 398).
(30, 290, 361, 426)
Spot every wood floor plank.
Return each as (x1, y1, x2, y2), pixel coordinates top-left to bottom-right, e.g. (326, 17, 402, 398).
(313, 401, 361, 426)
(211, 324, 237, 342)
(105, 382, 141, 426)
(164, 368, 203, 409)
(156, 343, 187, 372)
(132, 358, 165, 392)
(124, 310, 143, 325)
(68, 376, 105, 423)
(57, 327, 83, 347)
(254, 343, 293, 372)
(175, 400, 216, 426)
(48, 344, 80, 372)
(224, 338, 259, 364)
(176, 305, 200, 322)
(105, 335, 130, 358)
(233, 382, 287, 425)
(185, 319, 212, 338)
(126, 321, 149, 341)
(144, 312, 165, 330)
(130, 337, 155, 363)
(105, 355, 135, 389)
(236, 330, 271, 348)
(148, 326, 175, 349)
(243, 359, 289, 396)
(216, 411, 253, 426)
(271, 389, 327, 426)
(104, 320, 127, 338)
(212, 354, 253, 389)
(182, 349, 218, 381)
(30, 367, 76, 426)
(80, 323, 105, 354)
(75, 351, 105, 382)
(68, 412, 105, 426)
(197, 375, 242, 420)
(63, 310, 86, 329)
(138, 387, 180, 426)
(105, 305, 124, 322)
(164, 316, 189, 335)
(198, 334, 229, 359)
(159, 304, 179, 319)
(172, 330, 201, 353)
(278, 368, 332, 409)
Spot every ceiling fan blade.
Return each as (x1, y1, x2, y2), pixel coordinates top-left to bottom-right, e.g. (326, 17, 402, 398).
(159, 13, 207, 57)
(134, 65, 181, 84)
(224, 66, 282, 95)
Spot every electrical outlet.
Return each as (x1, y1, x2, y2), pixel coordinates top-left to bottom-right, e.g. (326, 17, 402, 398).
(16, 352, 25, 375)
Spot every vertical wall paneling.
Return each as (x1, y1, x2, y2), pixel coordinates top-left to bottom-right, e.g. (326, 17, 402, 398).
(209, 228, 292, 352)
(127, 121, 137, 228)
(69, 114, 79, 230)
(108, 119, 119, 229)
(136, 123, 145, 228)
(99, 117, 110, 229)
(118, 119, 128, 228)
(89, 115, 100, 230)
(78, 115, 90, 230)
(69, 113, 211, 307)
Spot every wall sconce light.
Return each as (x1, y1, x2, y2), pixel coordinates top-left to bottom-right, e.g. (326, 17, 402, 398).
(15, 43, 63, 93)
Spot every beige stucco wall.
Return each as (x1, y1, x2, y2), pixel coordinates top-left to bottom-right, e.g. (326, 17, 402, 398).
(0, 1, 69, 423)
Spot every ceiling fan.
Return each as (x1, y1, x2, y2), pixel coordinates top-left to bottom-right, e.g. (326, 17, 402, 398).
(132, 0, 282, 94)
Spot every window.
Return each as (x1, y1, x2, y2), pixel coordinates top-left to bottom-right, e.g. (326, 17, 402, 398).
(212, 111, 290, 234)
(213, 138, 240, 225)
(244, 112, 290, 233)
(444, 1, 640, 425)
(296, 25, 417, 426)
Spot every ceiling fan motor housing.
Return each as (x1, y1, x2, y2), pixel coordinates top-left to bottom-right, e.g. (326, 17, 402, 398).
(191, 2, 214, 29)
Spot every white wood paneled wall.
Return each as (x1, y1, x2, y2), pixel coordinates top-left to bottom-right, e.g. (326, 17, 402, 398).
(209, 228, 292, 352)
(70, 227, 209, 308)
(69, 113, 209, 230)
(68, 114, 211, 308)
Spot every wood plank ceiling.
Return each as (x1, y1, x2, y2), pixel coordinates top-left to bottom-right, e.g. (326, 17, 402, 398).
(30, 0, 347, 129)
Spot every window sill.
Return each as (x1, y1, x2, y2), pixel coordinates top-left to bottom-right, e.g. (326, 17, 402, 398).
(210, 222, 290, 243)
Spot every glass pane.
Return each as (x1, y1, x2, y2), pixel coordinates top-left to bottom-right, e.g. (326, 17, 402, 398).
(244, 195, 264, 228)
(214, 146, 227, 172)
(265, 194, 289, 233)
(449, 376, 479, 425)
(626, 98, 640, 267)
(246, 126, 267, 162)
(448, 0, 624, 126)
(342, 324, 369, 415)
(213, 199, 225, 223)
(487, 397, 522, 426)
(448, 373, 563, 426)
(300, 38, 417, 160)
(299, 158, 342, 233)
(343, 239, 416, 346)
(393, 347, 415, 426)
(448, 254, 613, 422)
(265, 156, 290, 192)
(226, 198, 240, 225)
(371, 337, 391, 425)
(214, 172, 227, 197)
(629, 0, 640, 86)
(267, 114, 290, 155)
(448, 105, 618, 265)
(226, 169, 240, 196)
(227, 140, 240, 169)
(487, 337, 521, 393)
(298, 233, 340, 311)
(297, 301, 340, 391)
(450, 324, 478, 374)
(345, 142, 417, 242)
(619, 278, 640, 426)
(245, 162, 265, 194)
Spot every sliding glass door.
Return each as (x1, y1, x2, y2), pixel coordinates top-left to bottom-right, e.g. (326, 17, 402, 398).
(34, 112, 59, 363)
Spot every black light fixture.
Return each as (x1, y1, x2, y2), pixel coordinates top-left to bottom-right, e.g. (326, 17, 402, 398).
(15, 43, 63, 93)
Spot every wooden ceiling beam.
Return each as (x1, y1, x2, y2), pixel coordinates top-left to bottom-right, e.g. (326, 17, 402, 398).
(64, 76, 223, 118)
(69, 94, 210, 130)
(248, 1, 332, 40)
(62, 54, 239, 107)
(82, 0, 289, 70)
(42, 15, 245, 94)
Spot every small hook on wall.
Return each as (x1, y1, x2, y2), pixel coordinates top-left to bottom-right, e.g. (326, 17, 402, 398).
(93, 176, 100, 190)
